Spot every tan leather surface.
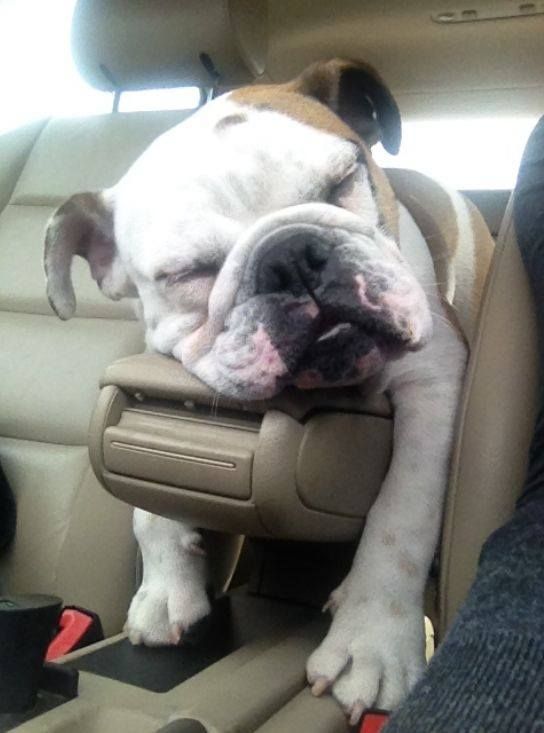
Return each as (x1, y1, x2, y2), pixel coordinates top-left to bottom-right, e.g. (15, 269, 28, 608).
(255, 689, 347, 733)
(104, 407, 259, 499)
(0, 312, 143, 445)
(0, 438, 91, 591)
(0, 436, 136, 634)
(439, 201, 539, 635)
(0, 111, 190, 634)
(11, 112, 189, 203)
(89, 371, 393, 541)
(72, 0, 267, 91)
(93, 356, 392, 540)
(296, 413, 392, 516)
(0, 121, 46, 211)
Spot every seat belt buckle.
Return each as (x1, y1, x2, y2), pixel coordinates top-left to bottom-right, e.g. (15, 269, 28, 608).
(359, 709, 390, 733)
(46, 606, 104, 661)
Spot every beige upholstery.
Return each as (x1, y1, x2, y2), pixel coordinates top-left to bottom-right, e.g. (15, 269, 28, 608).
(0, 110, 193, 634)
(13, 618, 349, 733)
(439, 199, 539, 636)
(265, 1, 544, 119)
(88, 355, 391, 542)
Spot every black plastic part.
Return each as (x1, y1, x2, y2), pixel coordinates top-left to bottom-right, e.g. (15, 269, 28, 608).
(41, 663, 79, 700)
(156, 720, 208, 733)
(69, 591, 318, 693)
(248, 538, 357, 607)
(0, 594, 62, 713)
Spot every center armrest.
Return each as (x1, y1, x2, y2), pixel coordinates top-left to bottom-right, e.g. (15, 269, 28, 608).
(89, 353, 393, 542)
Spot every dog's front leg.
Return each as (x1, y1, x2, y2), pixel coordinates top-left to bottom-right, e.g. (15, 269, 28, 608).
(307, 349, 464, 723)
(125, 508, 210, 645)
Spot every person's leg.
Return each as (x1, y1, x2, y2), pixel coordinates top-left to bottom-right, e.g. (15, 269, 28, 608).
(384, 495, 544, 732)
(384, 116, 544, 732)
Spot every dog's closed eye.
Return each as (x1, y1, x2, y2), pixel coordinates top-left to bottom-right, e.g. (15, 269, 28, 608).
(155, 264, 219, 288)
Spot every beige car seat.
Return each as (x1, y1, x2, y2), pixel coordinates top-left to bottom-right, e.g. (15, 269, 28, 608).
(0, 111, 198, 635)
(439, 200, 539, 633)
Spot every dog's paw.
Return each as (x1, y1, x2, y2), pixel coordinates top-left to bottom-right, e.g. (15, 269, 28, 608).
(307, 599, 426, 725)
(125, 574, 211, 646)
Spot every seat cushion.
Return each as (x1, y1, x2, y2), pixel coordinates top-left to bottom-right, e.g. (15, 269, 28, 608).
(439, 199, 540, 636)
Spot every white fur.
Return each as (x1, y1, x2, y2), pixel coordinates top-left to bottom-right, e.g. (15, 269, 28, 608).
(52, 93, 468, 719)
(126, 509, 210, 645)
(110, 99, 364, 361)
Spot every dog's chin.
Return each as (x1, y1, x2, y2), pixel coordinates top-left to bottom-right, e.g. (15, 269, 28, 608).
(291, 322, 411, 391)
(186, 325, 412, 402)
(293, 344, 386, 390)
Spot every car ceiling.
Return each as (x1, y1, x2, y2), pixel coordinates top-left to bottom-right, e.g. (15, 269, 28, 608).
(266, 0, 544, 119)
(72, 0, 544, 120)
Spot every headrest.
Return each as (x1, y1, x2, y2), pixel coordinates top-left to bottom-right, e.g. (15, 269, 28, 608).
(71, 0, 267, 91)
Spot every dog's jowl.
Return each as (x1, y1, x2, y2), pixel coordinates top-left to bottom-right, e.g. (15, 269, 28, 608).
(43, 59, 487, 722)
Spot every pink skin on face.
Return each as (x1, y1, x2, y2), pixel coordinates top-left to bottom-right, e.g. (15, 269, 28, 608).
(355, 273, 429, 344)
(355, 348, 386, 374)
(249, 324, 288, 377)
(355, 274, 383, 313)
(211, 324, 288, 395)
(300, 301, 320, 319)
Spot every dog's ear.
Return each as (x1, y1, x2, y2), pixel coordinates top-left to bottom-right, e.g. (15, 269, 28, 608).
(44, 192, 135, 320)
(289, 59, 401, 155)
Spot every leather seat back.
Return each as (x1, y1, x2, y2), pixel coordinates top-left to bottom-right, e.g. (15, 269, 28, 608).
(0, 111, 193, 633)
(439, 199, 539, 636)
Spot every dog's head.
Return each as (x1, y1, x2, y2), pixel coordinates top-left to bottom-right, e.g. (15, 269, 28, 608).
(44, 59, 432, 399)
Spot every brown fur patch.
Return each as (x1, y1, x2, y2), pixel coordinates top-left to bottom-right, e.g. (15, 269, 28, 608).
(389, 599, 405, 617)
(215, 113, 248, 132)
(54, 191, 111, 225)
(382, 530, 397, 546)
(467, 199, 494, 319)
(386, 168, 459, 296)
(386, 168, 473, 345)
(399, 556, 419, 578)
(46, 192, 112, 259)
(231, 86, 360, 143)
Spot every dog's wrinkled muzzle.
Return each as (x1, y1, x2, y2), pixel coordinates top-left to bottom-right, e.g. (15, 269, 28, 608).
(178, 203, 432, 400)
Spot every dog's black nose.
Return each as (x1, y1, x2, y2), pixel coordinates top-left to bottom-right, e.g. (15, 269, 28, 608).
(255, 234, 330, 296)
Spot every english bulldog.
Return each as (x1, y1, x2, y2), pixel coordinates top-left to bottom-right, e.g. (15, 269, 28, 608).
(43, 59, 492, 723)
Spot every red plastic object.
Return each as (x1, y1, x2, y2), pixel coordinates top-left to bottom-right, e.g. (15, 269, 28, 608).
(359, 710, 390, 733)
(45, 608, 94, 661)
